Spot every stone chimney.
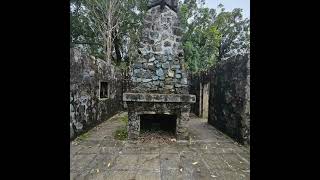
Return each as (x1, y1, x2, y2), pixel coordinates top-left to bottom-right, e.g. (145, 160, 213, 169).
(130, 0, 187, 94)
(123, 0, 195, 140)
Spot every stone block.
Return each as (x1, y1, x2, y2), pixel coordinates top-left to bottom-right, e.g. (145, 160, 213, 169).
(150, 31, 159, 39)
(142, 79, 152, 83)
(149, 57, 155, 62)
(162, 62, 170, 69)
(172, 65, 180, 69)
(153, 81, 160, 85)
(152, 44, 162, 52)
(156, 68, 164, 76)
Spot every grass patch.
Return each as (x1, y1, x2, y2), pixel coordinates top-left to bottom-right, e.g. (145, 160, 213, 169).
(120, 115, 128, 125)
(76, 132, 90, 142)
(114, 115, 128, 140)
(114, 128, 128, 140)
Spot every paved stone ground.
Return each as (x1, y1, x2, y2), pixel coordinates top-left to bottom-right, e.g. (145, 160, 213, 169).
(70, 112, 250, 180)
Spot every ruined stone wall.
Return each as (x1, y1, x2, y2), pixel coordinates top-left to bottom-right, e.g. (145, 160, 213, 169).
(130, 5, 188, 94)
(208, 55, 250, 145)
(70, 48, 123, 140)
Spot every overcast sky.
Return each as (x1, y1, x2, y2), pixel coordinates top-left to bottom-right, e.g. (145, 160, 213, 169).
(205, 0, 250, 18)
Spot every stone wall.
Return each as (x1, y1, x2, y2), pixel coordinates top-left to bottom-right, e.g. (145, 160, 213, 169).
(70, 48, 123, 140)
(208, 55, 250, 145)
(130, 5, 188, 94)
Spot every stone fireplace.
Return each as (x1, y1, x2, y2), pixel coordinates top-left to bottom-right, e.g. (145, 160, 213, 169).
(123, 0, 196, 140)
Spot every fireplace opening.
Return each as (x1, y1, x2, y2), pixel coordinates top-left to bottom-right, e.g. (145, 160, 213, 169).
(140, 114, 177, 134)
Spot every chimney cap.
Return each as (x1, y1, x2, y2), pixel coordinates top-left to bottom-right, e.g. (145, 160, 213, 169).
(147, 0, 178, 12)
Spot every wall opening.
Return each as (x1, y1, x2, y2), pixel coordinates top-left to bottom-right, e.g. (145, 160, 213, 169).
(202, 83, 210, 119)
(99, 81, 109, 99)
(140, 114, 177, 134)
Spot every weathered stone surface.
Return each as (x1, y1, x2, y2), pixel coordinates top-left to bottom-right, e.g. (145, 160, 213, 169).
(123, 93, 196, 103)
(208, 55, 250, 145)
(149, 56, 155, 62)
(161, 62, 170, 69)
(142, 79, 153, 83)
(152, 76, 159, 80)
(162, 33, 169, 40)
(70, 48, 122, 140)
(70, 112, 250, 179)
(156, 68, 164, 76)
(172, 65, 180, 69)
(125, 4, 194, 140)
(167, 69, 174, 77)
(181, 78, 187, 85)
(152, 44, 162, 52)
(153, 81, 160, 85)
(164, 41, 171, 47)
(134, 63, 143, 68)
(164, 85, 174, 90)
(150, 31, 160, 39)
(159, 75, 165, 80)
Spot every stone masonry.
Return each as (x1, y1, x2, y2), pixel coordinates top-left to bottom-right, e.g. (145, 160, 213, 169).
(123, 0, 195, 140)
(130, 3, 187, 94)
(208, 55, 250, 145)
(70, 48, 123, 140)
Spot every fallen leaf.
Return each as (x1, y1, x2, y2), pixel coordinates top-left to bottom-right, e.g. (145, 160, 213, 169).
(107, 162, 111, 167)
(192, 162, 198, 165)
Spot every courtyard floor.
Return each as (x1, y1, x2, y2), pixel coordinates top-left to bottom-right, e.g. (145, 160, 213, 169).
(70, 112, 250, 180)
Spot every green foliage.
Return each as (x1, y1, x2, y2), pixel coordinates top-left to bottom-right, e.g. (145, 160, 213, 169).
(76, 131, 90, 141)
(114, 128, 128, 140)
(114, 115, 128, 140)
(179, 0, 249, 72)
(120, 115, 128, 125)
(70, 0, 148, 63)
(70, 0, 249, 71)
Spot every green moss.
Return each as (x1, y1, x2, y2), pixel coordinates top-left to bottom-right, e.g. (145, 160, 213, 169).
(114, 128, 128, 140)
(120, 115, 128, 125)
(77, 132, 90, 141)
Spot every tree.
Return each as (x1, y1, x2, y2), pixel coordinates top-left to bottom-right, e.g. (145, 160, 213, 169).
(214, 5, 250, 61)
(70, 0, 148, 64)
(178, 0, 250, 72)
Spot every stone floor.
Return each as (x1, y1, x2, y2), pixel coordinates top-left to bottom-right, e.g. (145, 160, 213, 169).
(70, 112, 250, 180)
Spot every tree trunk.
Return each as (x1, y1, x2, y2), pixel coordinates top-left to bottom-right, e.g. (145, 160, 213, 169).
(113, 31, 122, 65)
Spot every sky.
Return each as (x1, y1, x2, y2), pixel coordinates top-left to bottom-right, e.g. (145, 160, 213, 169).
(205, 0, 250, 18)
